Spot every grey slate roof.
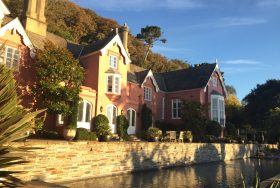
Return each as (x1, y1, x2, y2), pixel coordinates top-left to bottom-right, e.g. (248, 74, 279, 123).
(127, 63, 217, 92)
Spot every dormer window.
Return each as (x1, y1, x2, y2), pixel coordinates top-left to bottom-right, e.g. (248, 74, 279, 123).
(144, 87, 152, 101)
(109, 55, 118, 69)
(0, 46, 20, 70)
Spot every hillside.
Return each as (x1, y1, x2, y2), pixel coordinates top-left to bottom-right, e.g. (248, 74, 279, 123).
(4, 0, 190, 72)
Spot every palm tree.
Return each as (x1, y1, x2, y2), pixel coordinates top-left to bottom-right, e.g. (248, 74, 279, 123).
(0, 44, 43, 186)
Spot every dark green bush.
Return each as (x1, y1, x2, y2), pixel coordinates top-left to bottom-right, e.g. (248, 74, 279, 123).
(93, 114, 111, 137)
(75, 128, 97, 140)
(206, 120, 222, 137)
(141, 104, 152, 131)
(204, 135, 218, 143)
(226, 123, 237, 136)
(116, 115, 129, 141)
(40, 130, 62, 139)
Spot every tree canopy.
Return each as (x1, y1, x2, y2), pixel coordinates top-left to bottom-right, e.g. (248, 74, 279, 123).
(243, 79, 280, 130)
(4, 0, 190, 73)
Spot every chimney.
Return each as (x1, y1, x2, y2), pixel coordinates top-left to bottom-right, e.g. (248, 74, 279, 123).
(120, 23, 129, 53)
(23, 0, 47, 37)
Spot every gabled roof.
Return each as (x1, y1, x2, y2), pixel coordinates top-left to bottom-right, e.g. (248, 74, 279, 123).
(0, 18, 35, 57)
(72, 31, 131, 64)
(127, 63, 227, 95)
(0, 0, 10, 19)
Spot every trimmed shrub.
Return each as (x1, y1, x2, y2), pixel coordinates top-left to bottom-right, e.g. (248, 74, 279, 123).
(116, 115, 129, 140)
(141, 104, 152, 131)
(75, 128, 97, 140)
(147, 127, 162, 138)
(93, 114, 111, 137)
(184, 131, 193, 142)
(206, 120, 222, 137)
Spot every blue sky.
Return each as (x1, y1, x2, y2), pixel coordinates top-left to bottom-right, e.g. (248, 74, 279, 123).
(72, 0, 280, 100)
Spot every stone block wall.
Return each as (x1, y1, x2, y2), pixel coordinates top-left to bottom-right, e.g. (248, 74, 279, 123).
(5, 140, 258, 183)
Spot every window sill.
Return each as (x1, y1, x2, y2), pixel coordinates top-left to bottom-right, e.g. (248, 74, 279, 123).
(106, 93, 121, 101)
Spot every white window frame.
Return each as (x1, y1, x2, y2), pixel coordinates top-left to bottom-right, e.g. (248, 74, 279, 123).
(106, 104, 117, 133)
(109, 55, 118, 69)
(57, 114, 64, 126)
(144, 87, 152, 101)
(212, 77, 218, 87)
(77, 100, 92, 123)
(162, 97, 165, 120)
(127, 108, 136, 127)
(211, 95, 225, 127)
(106, 74, 121, 94)
(172, 99, 182, 119)
(0, 46, 20, 70)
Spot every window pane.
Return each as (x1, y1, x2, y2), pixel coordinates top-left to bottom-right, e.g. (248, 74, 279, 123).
(115, 77, 120, 93)
(12, 49, 20, 68)
(112, 107, 117, 125)
(127, 110, 131, 126)
(107, 106, 112, 124)
(132, 110, 136, 127)
(107, 76, 113, 92)
(85, 103, 91, 122)
(77, 102, 84, 122)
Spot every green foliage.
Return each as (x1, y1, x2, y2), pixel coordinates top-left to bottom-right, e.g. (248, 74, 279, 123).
(137, 25, 167, 64)
(67, 97, 79, 129)
(94, 114, 111, 137)
(34, 41, 84, 127)
(147, 127, 162, 138)
(226, 123, 237, 136)
(266, 107, 280, 143)
(184, 131, 193, 142)
(141, 104, 152, 131)
(206, 120, 222, 137)
(0, 64, 43, 185)
(75, 128, 97, 141)
(116, 115, 129, 141)
(243, 79, 280, 130)
(39, 130, 62, 139)
(181, 100, 208, 140)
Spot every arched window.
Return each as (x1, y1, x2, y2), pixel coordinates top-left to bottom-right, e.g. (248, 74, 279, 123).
(77, 100, 92, 129)
(106, 105, 117, 133)
(127, 108, 136, 135)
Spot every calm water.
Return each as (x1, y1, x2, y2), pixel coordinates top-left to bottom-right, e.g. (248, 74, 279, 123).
(63, 159, 280, 188)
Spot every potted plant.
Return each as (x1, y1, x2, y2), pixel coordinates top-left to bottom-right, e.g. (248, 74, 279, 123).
(184, 131, 193, 143)
(147, 127, 162, 142)
(63, 99, 78, 141)
(94, 114, 111, 141)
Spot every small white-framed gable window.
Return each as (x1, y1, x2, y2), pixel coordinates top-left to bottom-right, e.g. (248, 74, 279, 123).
(172, 99, 182, 119)
(0, 46, 20, 70)
(109, 55, 118, 69)
(211, 95, 225, 127)
(144, 87, 152, 101)
(212, 77, 218, 87)
(106, 74, 121, 94)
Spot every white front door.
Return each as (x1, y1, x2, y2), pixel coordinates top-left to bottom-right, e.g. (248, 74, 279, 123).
(77, 100, 92, 130)
(127, 108, 136, 135)
(106, 105, 117, 133)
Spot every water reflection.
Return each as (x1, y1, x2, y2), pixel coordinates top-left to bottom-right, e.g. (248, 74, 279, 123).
(63, 159, 280, 188)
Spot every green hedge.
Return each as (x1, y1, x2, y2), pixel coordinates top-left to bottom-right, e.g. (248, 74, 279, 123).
(75, 128, 97, 141)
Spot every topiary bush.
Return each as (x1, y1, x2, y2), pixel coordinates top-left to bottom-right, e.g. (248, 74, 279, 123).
(116, 115, 129, 141)
(206, 120, 222, 137)
(75, 128, 97, 141)
(94, 114, 111, 138)
(147, 127, 162, 139)
(141, 104, 152, 131)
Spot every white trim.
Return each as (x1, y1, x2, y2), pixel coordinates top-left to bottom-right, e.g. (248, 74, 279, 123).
(144, 86, 152, 101)
(0, 18, 35, 57)
(204, 64, 228, 98)
(210, 94, 225, 127)
(106, 74, 121, 94)
(106, 104, 118, 133)
(140, 70, 160, 92)
(162, 97, 165, 120)
(77, 100, 93, 130)
(127, 108, 137, 135)
(172, 99, 182, 119)
(0, 0, 10, 19)
(101, 34, 131, 64)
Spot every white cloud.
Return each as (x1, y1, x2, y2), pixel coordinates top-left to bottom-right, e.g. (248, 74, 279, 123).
(153, 45, 190, 53)
(219, 17, 267, 27)
(72, 0, 204, 11)
(221, 67, 262, 74)
(223, 59, 263, 65)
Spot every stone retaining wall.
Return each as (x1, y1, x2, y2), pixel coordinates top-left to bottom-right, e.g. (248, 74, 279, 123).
(6, 140, 260, 183)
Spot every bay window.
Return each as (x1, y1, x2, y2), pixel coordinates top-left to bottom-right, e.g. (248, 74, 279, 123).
(211, 95, 225, 127)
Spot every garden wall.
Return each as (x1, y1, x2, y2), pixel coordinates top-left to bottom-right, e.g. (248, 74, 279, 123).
(6, 140, 262, 183)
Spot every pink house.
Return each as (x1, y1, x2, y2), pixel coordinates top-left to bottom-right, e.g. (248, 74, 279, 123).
(0, 0, 228, 136)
